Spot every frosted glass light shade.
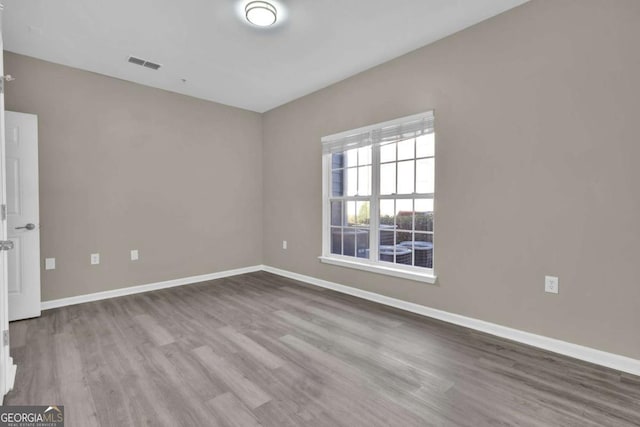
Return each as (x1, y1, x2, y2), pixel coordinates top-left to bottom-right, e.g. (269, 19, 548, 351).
(245, 1, 277, 26)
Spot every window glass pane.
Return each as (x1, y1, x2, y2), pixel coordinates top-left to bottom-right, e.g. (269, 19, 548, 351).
(379, 230, 395, 246)
(356, 229, 370, 259)
(355, 201, 370, 226)
(413, 232, 434, 268)
(379, 243, 396, 264)
(380, 163, 396, 195)
(397, 138, 414, 161)
(396, 199, 413, 230)
(346, 201, 357, 225)
(358, 146, 371, 166)
(399, 240, 415, 266)
(394, 230, 414, 266)
(330, 227, 342, 255)
(415, 198, 434, 212)
(332, 153, 345, 169)
(347, 168, 358, 196)
(380, 142, 396, 163)
(331, 169, 344, 197)
(381, 235, 412, 266)
(330, 201, 343, 226)
(416, 133, 435, 158)
(346, 148, 358, 168)
(397, 160, 415, 194)
(416, 158, 435, 194)
(394, 244, 413, 266)
(415, 199, 434, 232)
(399, 234, 433, 268)
(380, 199, 395, 225)
(380, 199, 396, 248)
(343, 228, 357, 257)
(396, 231, 413, 246)
(358, 166, 371, 196)
(415, 232, 433, 243)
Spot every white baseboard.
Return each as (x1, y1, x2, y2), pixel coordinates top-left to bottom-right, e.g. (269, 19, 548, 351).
(262, 265, 640, 377)
(41, 265, 263, 310)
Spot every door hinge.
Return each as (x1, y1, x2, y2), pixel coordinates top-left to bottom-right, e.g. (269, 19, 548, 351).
(0, 75, 15, 94)
(1, 204, 6, 221)
(2, 330, 8, 347)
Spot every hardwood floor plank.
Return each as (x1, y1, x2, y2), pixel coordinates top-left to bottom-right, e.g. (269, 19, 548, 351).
(278, 334, 444, 426)
(218, 325, 285, 370)
(144, 346, 222, 426)
(13, 313, 62, 405)
(193, 345, 272, 409)
(9, 319, 28, 348)
(134, 314, 175, 347)
(54, 332, 100, 427)
(161, 343, 228, 401)
(208, 392, 261, 427)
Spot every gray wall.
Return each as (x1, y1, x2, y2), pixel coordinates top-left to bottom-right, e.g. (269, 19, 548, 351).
(262, 0, 640, 359)
(4, 52, 263, 301)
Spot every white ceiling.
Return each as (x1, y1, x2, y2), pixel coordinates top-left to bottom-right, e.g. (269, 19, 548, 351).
(3, 0, 529, 112)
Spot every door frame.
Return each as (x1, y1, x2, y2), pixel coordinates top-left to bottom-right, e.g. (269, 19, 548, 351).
(0, 3, 18, 400)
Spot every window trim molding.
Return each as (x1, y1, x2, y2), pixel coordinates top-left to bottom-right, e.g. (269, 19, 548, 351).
(321, 111, 436, 284)
(318, 255, 437, 284)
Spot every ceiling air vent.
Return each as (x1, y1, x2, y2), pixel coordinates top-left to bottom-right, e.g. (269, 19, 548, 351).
(127, 55, 162, 70)
(143, 61, 161, 70)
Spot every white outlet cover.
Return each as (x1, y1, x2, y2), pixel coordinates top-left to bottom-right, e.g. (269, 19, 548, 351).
(45, 258, 56, 270)
(131, 250, 139, 261)
(282, 240, 287, 250)
(91, 253, 100, 265)
(545, 276, 559, 294)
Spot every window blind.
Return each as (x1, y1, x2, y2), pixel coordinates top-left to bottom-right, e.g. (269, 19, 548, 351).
(322, 111, 434, 154)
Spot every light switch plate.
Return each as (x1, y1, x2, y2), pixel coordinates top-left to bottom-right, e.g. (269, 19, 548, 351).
(45, 258, 56, 270)
(91, 253, 100, 265)
(131, 249, 139, 261)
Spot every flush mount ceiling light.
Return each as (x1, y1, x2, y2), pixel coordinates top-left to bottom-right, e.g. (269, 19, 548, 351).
(245, 1, 277, 27)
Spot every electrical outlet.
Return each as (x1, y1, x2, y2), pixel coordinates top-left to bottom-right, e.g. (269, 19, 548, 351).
(131, 249, 139, 261)
(91, 253, 100, 265)
(282, 240, 287, 250)
(45, 258, 56, 270)
(545, 276, 559, 294)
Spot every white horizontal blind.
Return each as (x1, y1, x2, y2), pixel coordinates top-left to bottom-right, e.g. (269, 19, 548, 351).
(322, 111, 434, 154)
(321, 129, 372, 155)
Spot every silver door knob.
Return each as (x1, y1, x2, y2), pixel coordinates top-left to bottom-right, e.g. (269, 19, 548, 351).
(15, 223, 36, 230)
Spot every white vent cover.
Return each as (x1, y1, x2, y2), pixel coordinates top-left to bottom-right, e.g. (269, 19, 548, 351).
(127, 55, 162, 70)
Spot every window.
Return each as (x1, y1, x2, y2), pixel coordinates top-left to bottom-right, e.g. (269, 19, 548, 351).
(320, 112, 436, 283)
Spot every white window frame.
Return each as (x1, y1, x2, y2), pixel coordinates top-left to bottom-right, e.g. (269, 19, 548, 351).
(319, 112, 437, 284)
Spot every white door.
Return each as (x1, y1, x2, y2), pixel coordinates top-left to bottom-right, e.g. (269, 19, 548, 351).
(6, 112, 40, 321)
(0, 4, 18, 400)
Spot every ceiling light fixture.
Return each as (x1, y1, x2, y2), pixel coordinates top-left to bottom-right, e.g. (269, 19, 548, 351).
(245, 1, 277, 27)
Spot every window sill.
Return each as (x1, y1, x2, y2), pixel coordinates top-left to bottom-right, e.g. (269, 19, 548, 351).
(318, 256, 437, 284)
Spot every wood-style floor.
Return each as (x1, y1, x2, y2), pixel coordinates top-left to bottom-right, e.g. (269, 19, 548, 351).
(5, 272, 640, 426)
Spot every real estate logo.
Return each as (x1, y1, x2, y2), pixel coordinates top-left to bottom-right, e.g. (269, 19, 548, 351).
(0, 405, 64, 427)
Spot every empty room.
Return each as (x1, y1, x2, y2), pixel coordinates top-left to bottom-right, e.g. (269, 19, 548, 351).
(0, 0, 638, 425)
